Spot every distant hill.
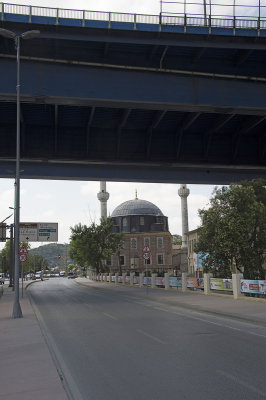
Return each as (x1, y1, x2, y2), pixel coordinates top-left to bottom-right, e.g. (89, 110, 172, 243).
(29, 243, 72, 268)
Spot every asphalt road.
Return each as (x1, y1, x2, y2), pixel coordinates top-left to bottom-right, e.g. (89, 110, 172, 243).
(28, 279, 266, 400)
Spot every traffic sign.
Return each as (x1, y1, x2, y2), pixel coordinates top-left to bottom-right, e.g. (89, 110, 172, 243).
(142, 245, 151, 260)
(19, 222, 58, 242)
(19, 223, 38, 242)
(19, 253, 28, 263)
(0, 223, 6, 242)
(38, 223, 58, 242)
(19, 245, 28, 254)
(142, 252, 150, 260)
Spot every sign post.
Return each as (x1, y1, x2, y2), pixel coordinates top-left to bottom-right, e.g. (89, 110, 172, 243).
(19, 245, 28, 298)
(142, 246, 151, 293)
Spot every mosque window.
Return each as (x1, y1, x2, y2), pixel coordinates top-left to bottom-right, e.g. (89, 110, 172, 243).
(157, 254, 164, 265)
(140, 216, 145, 225)
(143, 256, 151, 265)
(157, 237, 163, 249)
(144, 237, 150, 247)
(122, 217, 127, 227)
(131, 238, 137, 249)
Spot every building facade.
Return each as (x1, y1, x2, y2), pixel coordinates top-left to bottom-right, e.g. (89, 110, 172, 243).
(109, 196, 173, 274)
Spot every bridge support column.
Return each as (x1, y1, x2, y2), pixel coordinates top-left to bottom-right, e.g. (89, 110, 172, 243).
(232, 273, 243, 299)
(182, 273, 187, 292)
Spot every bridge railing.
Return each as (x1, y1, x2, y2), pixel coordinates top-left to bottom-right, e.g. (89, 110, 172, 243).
(1, 2, 266, 31)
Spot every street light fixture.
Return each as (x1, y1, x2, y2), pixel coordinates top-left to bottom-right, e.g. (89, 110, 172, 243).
(0, 213, 13, 224)
(0, 28, 40, 318)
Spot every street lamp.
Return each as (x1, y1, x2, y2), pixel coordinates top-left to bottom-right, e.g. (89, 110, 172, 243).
(0, 28, 40, 318)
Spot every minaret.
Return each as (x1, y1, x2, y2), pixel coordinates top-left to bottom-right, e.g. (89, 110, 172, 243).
(178, 184, 190, 248)
(97, 181, 109, 220)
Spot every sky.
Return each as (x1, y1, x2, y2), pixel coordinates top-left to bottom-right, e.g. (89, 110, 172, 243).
(1, 0, 238, 249)
(0, 178, 218, 249)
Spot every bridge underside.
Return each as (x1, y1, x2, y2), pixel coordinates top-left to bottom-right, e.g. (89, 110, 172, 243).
(0, 16, 265, 184)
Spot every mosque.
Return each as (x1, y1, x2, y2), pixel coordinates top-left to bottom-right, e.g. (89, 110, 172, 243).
(97, 182, 190, 275)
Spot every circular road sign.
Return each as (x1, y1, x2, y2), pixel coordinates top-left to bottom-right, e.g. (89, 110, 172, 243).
(19, 253, 28, 263)
(142, 252, 150, 260)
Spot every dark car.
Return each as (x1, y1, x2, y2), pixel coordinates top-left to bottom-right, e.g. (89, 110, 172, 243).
(68, 272, 76, 279)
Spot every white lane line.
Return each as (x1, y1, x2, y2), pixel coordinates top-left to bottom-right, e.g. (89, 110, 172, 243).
(153, 306, 171, 312)
(136, 329, 167, 344)
(170, 311, 266, 338)
(217, 370, 266, 397)
(103, 312, 118, 320)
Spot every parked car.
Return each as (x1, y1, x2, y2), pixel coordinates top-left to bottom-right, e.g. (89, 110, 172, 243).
(0, 273, 5, 285)
(68, 272, 76, 279)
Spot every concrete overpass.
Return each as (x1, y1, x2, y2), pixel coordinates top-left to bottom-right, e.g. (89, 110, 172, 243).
(0, 3, 265, 183)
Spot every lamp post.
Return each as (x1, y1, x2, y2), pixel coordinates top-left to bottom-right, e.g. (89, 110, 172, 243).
(0, 28, 40, 318)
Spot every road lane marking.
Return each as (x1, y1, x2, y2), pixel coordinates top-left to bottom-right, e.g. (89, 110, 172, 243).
(136, 329, 166, 344)
(217, 370, 266, 397)
(103, 312, 118, 320)
(153, 306, 170, 312)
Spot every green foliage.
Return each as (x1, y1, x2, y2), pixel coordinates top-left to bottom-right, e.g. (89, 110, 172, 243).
(30, 243, 69, 268)
(172, 234, 182, 245)
(69, 218, 124, 273)
(195, 179, 266, 279)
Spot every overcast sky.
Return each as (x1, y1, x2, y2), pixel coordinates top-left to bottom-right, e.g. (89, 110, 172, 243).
(0, 0, 235, 249)
(0, 179, 218, 249)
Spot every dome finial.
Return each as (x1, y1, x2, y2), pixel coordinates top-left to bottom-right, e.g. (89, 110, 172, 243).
(135, 189, 138, 200)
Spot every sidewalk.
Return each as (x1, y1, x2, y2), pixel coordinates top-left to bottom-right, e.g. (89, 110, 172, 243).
(75, 278, 266, 327)
(0, 283, 68, 400)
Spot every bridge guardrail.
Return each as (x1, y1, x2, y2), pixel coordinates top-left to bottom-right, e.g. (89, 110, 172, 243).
(1, 2, 266, 32)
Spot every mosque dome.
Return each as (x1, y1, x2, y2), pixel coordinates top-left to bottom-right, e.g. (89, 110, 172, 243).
(111, 198, 164, 218)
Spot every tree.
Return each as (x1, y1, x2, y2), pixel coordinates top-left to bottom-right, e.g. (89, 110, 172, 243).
(195, 180, 266, 279)
(172, 234, 182, 245)
(69, 218, 124, 273)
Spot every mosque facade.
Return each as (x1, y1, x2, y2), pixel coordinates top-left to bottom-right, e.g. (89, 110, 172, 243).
(108, 193, 173, 274)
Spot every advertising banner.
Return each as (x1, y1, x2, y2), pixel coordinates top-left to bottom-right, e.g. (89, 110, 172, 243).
(210, 278, 232, 291)
(193, 252, 204, 271)
(241, 280, 266, 294)
(118, 276, 122, 283)
(143, 277, 152, 286)
(169, 277, 182, 287)
(125, 276, 130, 284)
(133, 276, 140, 284)
(186, 277, 204, 289)
(155, 277, 165, 286)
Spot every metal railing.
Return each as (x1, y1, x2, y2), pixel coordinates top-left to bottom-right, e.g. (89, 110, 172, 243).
(1, 2, 266, 30)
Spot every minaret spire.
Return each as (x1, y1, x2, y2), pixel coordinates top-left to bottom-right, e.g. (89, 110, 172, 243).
(97, 181, 110, 220)
(178, 184, 190, 248)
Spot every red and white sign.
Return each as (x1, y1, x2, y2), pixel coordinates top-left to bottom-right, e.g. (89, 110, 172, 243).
(19, 253, 28, 262)
(142, 245, 151, 260)
(19, 245, 28, 254)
